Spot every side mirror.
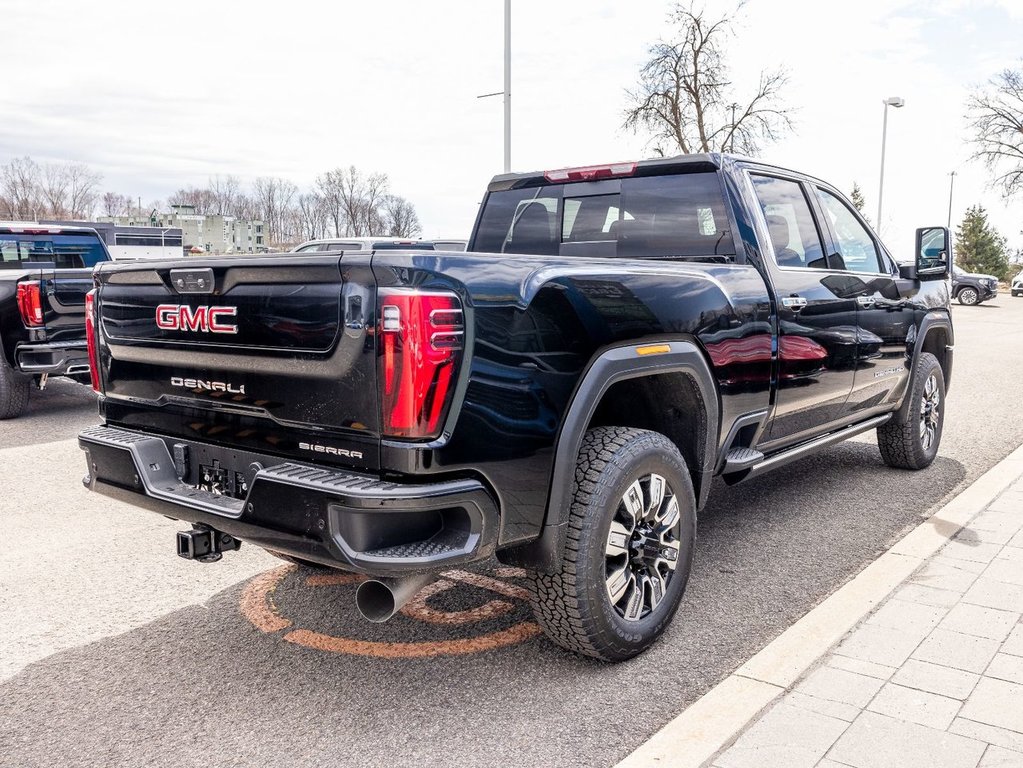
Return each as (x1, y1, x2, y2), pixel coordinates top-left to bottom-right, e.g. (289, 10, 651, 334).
(914, 226, 950, 280)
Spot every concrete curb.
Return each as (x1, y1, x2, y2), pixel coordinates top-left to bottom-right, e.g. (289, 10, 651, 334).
(615, 442, 1023, 768)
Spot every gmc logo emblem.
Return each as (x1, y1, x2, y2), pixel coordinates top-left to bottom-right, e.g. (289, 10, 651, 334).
(156, 304, 238, 334)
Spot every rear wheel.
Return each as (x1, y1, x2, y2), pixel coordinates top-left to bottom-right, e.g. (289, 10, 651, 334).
(957, 287, 980, 306)
(0, 351, 30, 420)
(877, 352, 944, 470)
(526, 426, 696, 661)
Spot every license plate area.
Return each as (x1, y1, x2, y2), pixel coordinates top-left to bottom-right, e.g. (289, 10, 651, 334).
(198, 459, 250, 500)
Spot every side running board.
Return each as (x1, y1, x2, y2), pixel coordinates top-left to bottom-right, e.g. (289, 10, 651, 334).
(723, 414, 892, 483)
(723, 447, 764, 473)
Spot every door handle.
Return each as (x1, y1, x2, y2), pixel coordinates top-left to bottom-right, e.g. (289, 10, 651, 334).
(856, 296, 876, 307)
(782, 296, 808, 311)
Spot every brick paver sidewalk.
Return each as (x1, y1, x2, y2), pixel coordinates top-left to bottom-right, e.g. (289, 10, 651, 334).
(712, 477, 1023, 768)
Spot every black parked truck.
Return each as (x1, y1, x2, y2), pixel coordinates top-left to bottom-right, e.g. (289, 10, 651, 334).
(79, 154, 954, 660)
(0, 223, 110, 418)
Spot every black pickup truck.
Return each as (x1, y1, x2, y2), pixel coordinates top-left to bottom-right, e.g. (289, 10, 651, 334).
(1, 223, 110, 418)
(79, 154, 953, 660)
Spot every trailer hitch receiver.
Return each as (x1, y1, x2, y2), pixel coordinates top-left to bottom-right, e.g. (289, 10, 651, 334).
(176, 526, 241, 563)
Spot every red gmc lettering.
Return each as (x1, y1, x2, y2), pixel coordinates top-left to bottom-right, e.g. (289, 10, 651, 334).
(155, 304, 238, 334)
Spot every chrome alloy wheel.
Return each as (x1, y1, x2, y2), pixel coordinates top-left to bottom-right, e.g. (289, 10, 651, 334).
(604, 473, 681, 622)
(920, 373, 941, 452)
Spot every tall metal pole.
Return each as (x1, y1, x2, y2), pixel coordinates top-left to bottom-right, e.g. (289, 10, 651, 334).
(877, 101, 889, 230)
(503, 0, 511, 173)
(877, 96, 905, 232)
(947, 171, 956, 229)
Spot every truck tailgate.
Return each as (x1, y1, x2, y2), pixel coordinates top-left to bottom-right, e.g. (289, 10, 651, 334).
(95, 255, 379, 468)
(44, 267, 94, 343)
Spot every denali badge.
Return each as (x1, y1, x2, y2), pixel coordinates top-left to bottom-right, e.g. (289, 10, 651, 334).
(299, 441, 364, 460)
(156, 304, 238, 334)
(171, 376, 246, 395)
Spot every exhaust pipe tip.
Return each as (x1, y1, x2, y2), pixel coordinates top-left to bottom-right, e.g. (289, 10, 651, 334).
(355, 573, 436, 623)
(356, 580, 400, 623)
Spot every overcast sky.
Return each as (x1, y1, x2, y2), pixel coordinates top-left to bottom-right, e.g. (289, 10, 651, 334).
(3, 0, 1021, 256)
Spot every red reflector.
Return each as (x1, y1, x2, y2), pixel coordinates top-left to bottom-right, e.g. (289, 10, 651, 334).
(544, 162, 637, 183)
(379, 290, 463, 439)
(85, 289, 100, 392)
(16, 282, 44, 327)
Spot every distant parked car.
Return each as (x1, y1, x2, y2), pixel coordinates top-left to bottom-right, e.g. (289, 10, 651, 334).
(951, 265, 999, 306)
(292, 237, 467, 253)
(1011, 269, 1023, 297)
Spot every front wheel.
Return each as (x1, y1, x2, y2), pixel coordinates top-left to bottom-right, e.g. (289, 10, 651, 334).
(957, 287, 980, 306)
(526, 426, 696, 661)
(877, 352, 945, 470)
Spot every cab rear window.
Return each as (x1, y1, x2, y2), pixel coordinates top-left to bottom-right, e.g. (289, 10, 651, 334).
(472, 172, 735, 259)
(0, 232, 107, 269)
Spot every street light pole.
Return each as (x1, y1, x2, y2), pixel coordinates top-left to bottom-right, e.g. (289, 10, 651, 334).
(877, 96, 905, 231)
(503, 0, 511, 172)
(477, 1, 512, 172)
(947, 171, 956, 229)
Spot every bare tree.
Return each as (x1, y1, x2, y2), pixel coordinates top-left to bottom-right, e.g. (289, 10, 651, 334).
(967, 63, 1023, 199)
(252, 176, 298, 245)
(623, 1, 792, 156)
(381, 195, 422, 238)
(66, 163, 102, 219)
(360, 172, 390, 234)
(168, 186, 215, 215)
(1, 156, 44, 219)
(315, 169, 348, 236)
(41, 163, 71, 218)
(295, 192, 329, 241)
(208, 174, 242, 216)
(232, 193, 259, 221)
(338, 166, 370, 236)
(101, 192, 132, 217)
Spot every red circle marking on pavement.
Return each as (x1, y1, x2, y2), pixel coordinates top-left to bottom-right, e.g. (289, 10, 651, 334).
(239, 565, 542, 658)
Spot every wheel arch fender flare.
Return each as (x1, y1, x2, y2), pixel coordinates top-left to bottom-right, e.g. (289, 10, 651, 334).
(912, 312, 949, 402)
(501, 339, 719, 572)
(902, 312, 953, 419)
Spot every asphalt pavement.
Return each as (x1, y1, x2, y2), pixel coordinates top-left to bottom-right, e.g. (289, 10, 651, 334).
(1, 297, 1021, 768)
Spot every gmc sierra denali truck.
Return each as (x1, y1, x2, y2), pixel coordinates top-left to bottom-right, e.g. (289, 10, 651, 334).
(1, 223, 110, 418)
(79, 154, 953, 661)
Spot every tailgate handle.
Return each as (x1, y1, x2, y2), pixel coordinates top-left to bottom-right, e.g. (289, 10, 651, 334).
(170, 268, 215, 294)
(345, 294, 364, 330)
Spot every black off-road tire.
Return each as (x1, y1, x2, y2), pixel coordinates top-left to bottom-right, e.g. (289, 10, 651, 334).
(877, 352, 945, 470)
(957, 287, 980, 306)
(526, 426, 696, 662)
(0, 352, 30, 420)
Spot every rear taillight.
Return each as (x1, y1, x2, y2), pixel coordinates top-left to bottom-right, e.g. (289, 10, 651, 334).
(379, 290, 464, 439)
(16, 282, 43, 327)
(85, 289, 100, 392)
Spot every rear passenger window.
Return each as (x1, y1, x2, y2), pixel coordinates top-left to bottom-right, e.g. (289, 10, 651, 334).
(618, 174, 735, 258)
(562, 195, 619, 242)
(750, 175, 826, 269)
(472, 172, 735, 258)
(814, 188, 883, 274)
